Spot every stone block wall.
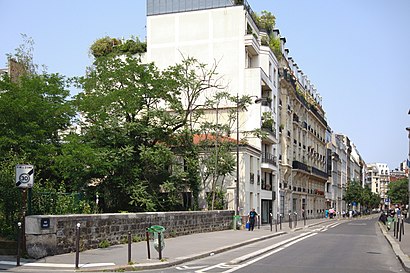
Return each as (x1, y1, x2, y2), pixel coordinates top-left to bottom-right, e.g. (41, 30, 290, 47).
(25, 210, 235, 258)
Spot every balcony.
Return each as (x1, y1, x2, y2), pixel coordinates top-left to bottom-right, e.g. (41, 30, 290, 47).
(292, 160, 309, 173)
(261, 152, 277, 170)
(261, 120, 277, 144)
(244, 34, 260, 56)
(262, 153, 277, 165)
(312, 166, 329, 179)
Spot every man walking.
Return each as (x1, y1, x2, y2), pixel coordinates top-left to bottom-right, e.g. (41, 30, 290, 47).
(248, 208, 258, 231)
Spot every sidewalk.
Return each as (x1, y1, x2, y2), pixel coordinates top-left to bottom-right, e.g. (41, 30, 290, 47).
(378, 217, 410, 272)
(0, 218, 328, 272)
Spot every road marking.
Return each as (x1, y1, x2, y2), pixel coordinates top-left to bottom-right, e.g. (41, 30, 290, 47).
(0, 261, 115, 268)
(176, 265, 207, 270)
(221, 233, 317, 273)
(194, 233, 317, 273)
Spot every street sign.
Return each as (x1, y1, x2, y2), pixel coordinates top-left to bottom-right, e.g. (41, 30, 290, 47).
(15, 164, 34, 188)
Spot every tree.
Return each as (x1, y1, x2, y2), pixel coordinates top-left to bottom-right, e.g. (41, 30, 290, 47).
(343, 180, 363, 207)
(75, 53, 227, 212)
(361, 186, 381, 212)
(0, 37, 77, 237)
(388, 178, 409, 206)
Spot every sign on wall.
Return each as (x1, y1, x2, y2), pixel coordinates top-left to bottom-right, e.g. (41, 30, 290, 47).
(15, 164, 34, 188)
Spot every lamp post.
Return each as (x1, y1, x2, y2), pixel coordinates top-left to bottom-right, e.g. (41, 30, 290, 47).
(406, 126, 410, 218)
(236, 93, 240, 216)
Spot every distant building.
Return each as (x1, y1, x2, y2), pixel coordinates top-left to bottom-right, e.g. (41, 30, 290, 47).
(366, 163, 390, 209)
(0, 58, 28, 82)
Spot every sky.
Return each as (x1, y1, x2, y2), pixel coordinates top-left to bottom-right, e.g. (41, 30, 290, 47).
(1, 0, 409, 170)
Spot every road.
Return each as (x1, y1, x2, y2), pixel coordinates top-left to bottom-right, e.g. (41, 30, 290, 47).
(2, 218, 404, 273)
(144, 218, 404, 273)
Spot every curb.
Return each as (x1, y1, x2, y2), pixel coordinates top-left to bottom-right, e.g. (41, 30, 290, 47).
(378, 221, 410, 272)
(81, 221, 331, 272)
(79, 231, 288, 272)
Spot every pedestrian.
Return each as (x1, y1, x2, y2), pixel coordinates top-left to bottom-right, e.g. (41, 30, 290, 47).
(379, 211, 387, 225)
(248, 208, 258, 231)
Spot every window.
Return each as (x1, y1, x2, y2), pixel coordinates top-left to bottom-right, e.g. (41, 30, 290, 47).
(273, 68, 277, 87)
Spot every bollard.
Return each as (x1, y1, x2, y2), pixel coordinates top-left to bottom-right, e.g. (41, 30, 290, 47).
(289, 213, 292, 229)
(280, 214, 282, 230)
(158, 232, 162, 260)
(275, 214, 278, 232)
(269, 213, 272, 232)
(75, 223, 80, 269)
(16, 222, 21, 266)
(394, 219, 397, 237)
(294, 212, 298, 228)
(304, 213, 306, 226)
(397, 218, 401, 240)
(146, 229, 151, 259)
(399, 220, 402, 242)
(128, 231, 132, 264)
(402, 218, 405, 235)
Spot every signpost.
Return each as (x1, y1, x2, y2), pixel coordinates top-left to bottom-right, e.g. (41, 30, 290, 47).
(15, 164, 34, 256)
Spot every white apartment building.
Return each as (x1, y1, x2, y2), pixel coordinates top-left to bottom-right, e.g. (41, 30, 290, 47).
(366, 163, 390, 209)
(145, 0, 279, 223)
(328, 133, 348, 214)
(276, 36, 329, 219)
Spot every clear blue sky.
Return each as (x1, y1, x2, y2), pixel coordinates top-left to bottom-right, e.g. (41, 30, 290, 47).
(1, 0, 409, 170)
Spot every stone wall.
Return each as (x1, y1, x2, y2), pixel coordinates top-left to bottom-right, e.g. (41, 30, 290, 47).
(25, 210, 235, 258)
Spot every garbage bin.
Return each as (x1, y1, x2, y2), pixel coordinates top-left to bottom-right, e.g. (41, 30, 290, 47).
(233, 215, 242, 230)
(148, 225, 165, 251)
(386, 216, 394, 230)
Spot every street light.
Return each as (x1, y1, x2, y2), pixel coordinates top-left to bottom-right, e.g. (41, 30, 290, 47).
(236, 93, 240, 216)
(235, 95, 267, 218)
(406, 126, 410, 218)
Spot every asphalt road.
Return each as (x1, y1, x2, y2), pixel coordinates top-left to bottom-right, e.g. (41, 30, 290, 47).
(144, 218, 404, 273)
(3, 218, 404, 273)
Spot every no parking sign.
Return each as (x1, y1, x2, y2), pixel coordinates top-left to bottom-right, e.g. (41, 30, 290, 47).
(15, 164, 34, 188)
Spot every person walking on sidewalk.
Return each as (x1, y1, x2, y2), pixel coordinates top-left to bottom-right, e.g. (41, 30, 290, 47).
(248, 208, 258, 231)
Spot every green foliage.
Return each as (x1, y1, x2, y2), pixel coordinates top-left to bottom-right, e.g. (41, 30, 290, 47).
(206, 189, 225, 210)
(269, 36, 282, 61)
(343, 180, 362, 205)
(90, 36, 146, 58)
(0, 37, 94, 238)
(388, 178, 409, 205)
(343, 180, 381, 210)
(0, 153, 23, 238)
(30, 181, 93, 215)
(255, 11, 276, 34)
(261, 112, 274, 131)
(361, 186, 381, 210)
(75, 54, 224, 212)
(132, 235, 143, 242)
(98, 239, 110, 248)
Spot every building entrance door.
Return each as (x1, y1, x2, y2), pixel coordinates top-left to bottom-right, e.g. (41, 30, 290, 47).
(261, 199, 272, 224)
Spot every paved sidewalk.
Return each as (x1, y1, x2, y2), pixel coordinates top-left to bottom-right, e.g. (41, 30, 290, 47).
(0, 218, 328, 272)
(378, 217, 410, 272)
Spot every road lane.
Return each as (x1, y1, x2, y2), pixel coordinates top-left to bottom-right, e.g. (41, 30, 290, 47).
(231, 218, 403, 273)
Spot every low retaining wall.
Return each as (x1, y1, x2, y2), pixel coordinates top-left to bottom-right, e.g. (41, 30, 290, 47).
(25, 210, 235, 258)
